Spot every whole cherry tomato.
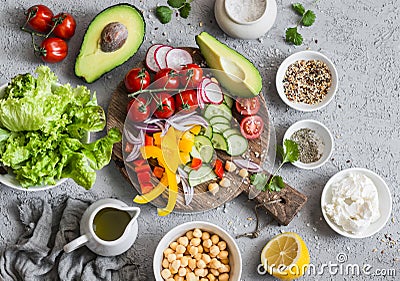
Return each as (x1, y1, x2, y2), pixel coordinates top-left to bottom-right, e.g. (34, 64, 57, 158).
(235, 97, 261, 116)
(179, 64, 203, 89)
(240, 115, 264, 139)
(124, 68, 151, 93)
(153, 93, 175, 119)
(25, 5, 54, 33)
(52, 13, 76, 40)
(175, 89, 198, 113)
(153, 68, 180, 89)
(127, 97, 151, 122)
(39, 37, 68, 63)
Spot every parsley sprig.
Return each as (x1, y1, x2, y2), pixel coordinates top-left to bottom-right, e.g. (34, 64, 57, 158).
(156, 0, 192, 24)
(250, 140, 299, 192)
(286, 2, 317, 45)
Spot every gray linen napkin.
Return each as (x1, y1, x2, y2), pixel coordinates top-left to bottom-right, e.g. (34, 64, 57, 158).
(0, 196, 143, 281)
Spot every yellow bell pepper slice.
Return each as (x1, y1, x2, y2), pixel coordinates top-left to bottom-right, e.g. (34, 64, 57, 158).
(133, 173, 168, 204)
(140, 146, 166, 167)
(161, 127, 180, 172)
(153, 132, 162, 147)
(179, 152, 191, 165)
(190, 125, 202, 135)
(157, 168, 178, 216)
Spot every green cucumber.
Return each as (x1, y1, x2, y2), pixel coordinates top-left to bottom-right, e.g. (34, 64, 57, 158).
(226, 134, 248, 156)
(188, 165, 217, 187)
(223, 94, 234, 108)
(212, 123, 231, 133)
(211, 133, 227, 151)
(222, 128, 241, 139)
(204, 104, 232, 121)
(209, 116, 231, 126)
(194, 135, 214, 163)
(201, 125, 213, 139)
(190, 146, 201, 159)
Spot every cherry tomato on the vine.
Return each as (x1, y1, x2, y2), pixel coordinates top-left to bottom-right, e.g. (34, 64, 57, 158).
(153, 93, 175, 119)
(52, 13, 76, 40)
(39, 37, 68, 63)
(124, 68, 151, 93)
(179, 64, 203, 89)
(25, 5, 54, 33)
(153, 68, 180, 89)
(240, 115, 264, 139)
(175, 89, 198, 113)
(127, 97, 151, 122)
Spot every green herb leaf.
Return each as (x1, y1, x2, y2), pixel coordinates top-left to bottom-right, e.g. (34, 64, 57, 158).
(302, 10, 316, 26)
(250, 173, 269, 192)
(292, 3, 305, 15)
(156, 6, 172, 24)
(285, 27, 303, 46)
(167, 0, 185, 8)
(281, 139, 300, 164)
(267, 176, 285, 192)
(179, 2, 191, 19)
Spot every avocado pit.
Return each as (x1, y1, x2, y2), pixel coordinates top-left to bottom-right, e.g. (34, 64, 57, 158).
(100, 22, 128, 52)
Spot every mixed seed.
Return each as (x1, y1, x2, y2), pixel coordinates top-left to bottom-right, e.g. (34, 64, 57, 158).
(283, 60, 332, 105)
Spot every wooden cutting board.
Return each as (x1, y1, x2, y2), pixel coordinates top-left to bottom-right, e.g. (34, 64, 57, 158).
(106, 47, 307, 226)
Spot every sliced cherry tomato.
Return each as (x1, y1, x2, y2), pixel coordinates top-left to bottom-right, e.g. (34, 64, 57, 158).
(133, 159, 147, 167)
(140, 183, 154, 194)
(214, 159, 224, 179)
(52, 13, 76, 40)
(144, 134, 154, 146)
(153, 68, 180, 89)
(191, 158, 203, 170)
(39, 37, 68, 63)
(25, 5, 54, 33)
(179, 64, 203, 89)
(240, 115, 264, 139)
(124, 68, 151, 93)
(236, 97, 261, 116)
(135, 165, 151, 174)
(127, 97, 151, 122)
(153, 93, 175, 119)
(175, 89, 198, 113)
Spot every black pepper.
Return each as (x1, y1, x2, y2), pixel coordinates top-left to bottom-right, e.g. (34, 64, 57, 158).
(290, 128, 324, 164)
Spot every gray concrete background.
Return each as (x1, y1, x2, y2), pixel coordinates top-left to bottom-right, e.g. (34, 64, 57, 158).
(0, 0, 399, 280)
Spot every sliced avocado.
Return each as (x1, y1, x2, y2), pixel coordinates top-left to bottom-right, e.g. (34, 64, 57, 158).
(195, 32, 262, 98)
(75, 4, 145, 83)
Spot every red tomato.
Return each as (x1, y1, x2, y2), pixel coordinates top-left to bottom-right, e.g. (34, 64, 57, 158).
(240, 115, 264, 139)
(127, 97, 151, 122)
(39, 37, 68, 63)
(180, 64, 203, 89)
(175, 89, 198, 113)
(153, 93, 175, 119)
(191, 158, 203, 170)
(153, 68, 180, 89)
(235, 97, 261, 116)
(52, 13, 76, 39)
(124, 68, 151, 93)
(214, 159, 224, 179)
(25, 5, 54, 33)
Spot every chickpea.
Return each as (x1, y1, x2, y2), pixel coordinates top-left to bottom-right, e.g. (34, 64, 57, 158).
(208, 182, 219, 195)
(220, 258, 229, 265)
(202, 232, 210, 240)
(186, 231, 194, 240)
(190, 237, 201, 247)
(238, 168, 248, 178)
(170, 259, 181, 273)
(217, 250, 229, 260)
(219, 177, 231, 188)
(186, 272, 197, 281)
(176, 244, 186, 254)
(210, 268, 220, 276)
(180, 256, 190, 268)
(174, 277, 184, 281)
(193, 228, 202, 238)
(162, 258, 169, 268)
(167, 253, 177, 263)
(194, 268, 207, 277)
(197, 245, 204, 254)
(161, 268, 172, 279)
(200, 278, 208, 281)
(170, 242, 178, 251)
(211, 234, 220, 245)
(225, 160, 237, 172)
(209, 245, 220, 257)
(203, 239, 213, 249)
(164, 248, 174, 257)
(166, 278, 174, 281)
(178, 267, 187, 277)
(201, 253, 211, 264)
(177, 253, 184, 259)
(194, 253, 203, 261)
(218, 264, 230, 273)
(197, 259, 207, 269)
(210, 258, 222, 269)
(189, 246, 199, 257)
(177, 236, 189, 247)
(188, 258, 197, 270)
(217, 241, 227, 251)
(219, 273, 229, 281)
(207, 273, 217, 281)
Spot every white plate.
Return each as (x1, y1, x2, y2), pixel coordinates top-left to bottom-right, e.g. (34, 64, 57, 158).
(276, 50, 338, 112)
(283, 119, 333, 169)
(321, 168, 392, 238)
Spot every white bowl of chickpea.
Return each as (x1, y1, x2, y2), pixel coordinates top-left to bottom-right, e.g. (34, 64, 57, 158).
(154, 221, 242, 281)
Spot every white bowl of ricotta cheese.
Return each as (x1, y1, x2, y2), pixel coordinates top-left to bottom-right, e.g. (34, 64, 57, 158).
(321, 168, 392, 238)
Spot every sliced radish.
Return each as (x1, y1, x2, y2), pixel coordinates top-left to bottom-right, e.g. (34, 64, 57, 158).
(154, 45, 173, 70)
(198, 77, 212, 103)
(145, 44, 163, 72)
(196, 85, 205, 109)
(165, 48, 193, 71)
(203, 82, 223, 104)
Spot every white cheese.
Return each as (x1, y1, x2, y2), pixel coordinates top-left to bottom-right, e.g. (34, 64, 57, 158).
(324, 172, 380, 234)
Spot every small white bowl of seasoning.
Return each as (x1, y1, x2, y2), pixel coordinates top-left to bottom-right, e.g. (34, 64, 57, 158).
(276, 50, 338, 112)
(214, 0, 277, 39)
(283, 119, 333, 169)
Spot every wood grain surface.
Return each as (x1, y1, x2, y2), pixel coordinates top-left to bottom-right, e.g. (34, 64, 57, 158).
(106, 47, 307, 225)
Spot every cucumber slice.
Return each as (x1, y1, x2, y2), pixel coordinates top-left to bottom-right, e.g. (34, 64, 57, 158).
(190, 146, 201, 159)
(223, 94, 234, 108)
(209, 116, 231, 126)
(211, 133, 228, 151)
(201, 125, 213, 139)
(212, 123, 231, 134)
(188, 165, 217, 187)
(194, 135, 214, 163)
(204, 104, 232, 121)
(226, 134, 248, 156)
(222, 128, 241, 139)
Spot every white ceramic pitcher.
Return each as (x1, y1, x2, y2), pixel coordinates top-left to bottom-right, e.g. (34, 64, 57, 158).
(63, 198, 140, 256)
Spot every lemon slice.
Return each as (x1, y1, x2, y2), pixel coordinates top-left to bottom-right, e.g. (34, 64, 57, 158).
(261, 232, 310, 280)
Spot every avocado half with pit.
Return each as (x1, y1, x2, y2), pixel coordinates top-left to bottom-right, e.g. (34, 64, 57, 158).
(196, 32, 262, 97)
(75, 4, 145, 83)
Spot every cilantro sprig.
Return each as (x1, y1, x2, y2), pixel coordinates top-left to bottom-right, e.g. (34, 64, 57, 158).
(156, 0, 192, 24)
(286, 2, 317, 45)
(250, 140, 299, 192)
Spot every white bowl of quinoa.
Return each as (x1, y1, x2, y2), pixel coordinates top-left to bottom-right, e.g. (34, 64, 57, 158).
(276, 50, 338, 112)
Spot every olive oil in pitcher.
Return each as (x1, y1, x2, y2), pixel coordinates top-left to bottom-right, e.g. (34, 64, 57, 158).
(92, 207, 131, 241)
